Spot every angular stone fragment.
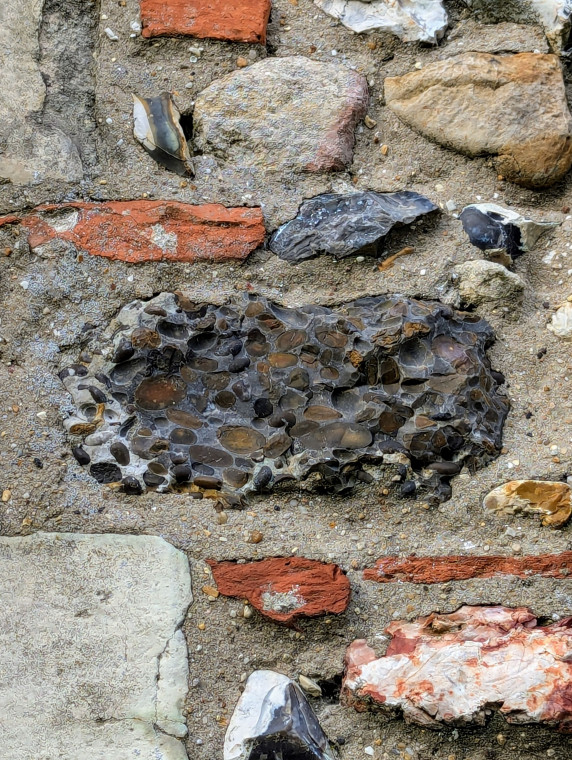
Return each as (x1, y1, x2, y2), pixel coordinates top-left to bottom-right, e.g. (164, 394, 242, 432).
(548, 301, 572, 339)
(364, 551, 572, 583)
(208, 557, 351, 624)
(343, 606, 572, 730)
(193, 57, 369, 173)
(0, 533, 192, 759)
(59, 292, 508, 503)
(133, 92, 194, 175)
(225, 670, 338, 760)
(140, 0, 271, 44)
(463, 0, 572, 52)
(270, 191, 438, 263)
(484, 480, 572, 527)
(460, 203, 558, 264)
(452, 260, 524, 306)
(385, 53, 572, 188)
(314, 0, 447, 41)
(0, 201, 265, 263)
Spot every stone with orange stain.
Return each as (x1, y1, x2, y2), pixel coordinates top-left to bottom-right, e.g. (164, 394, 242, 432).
(364, 551, 572, 584)
(208, 556, 350, 625)
(484, 479, 572, 527)
(343, 606, 572, 730)
(193, 57, 369, 174)
(0, 201, 265, 264)
(140, 0, 271, 44)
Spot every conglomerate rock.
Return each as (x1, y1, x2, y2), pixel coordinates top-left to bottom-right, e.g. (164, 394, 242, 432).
(269, 191, 439, 263)
(59, 292, 508, 503)
(193, 56, 369, 173)
(385, 53, 572, 188)
(343, 606, 572, 731)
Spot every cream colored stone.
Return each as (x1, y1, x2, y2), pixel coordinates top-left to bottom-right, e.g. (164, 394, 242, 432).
(0, 533, 192, 760)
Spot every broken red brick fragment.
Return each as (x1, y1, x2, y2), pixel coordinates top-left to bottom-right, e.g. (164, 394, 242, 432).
(0, 201, 265, 263)
(208, 557, 351, 624)
(364, 552, 572, 584)
(140, 0, 272, 44)
(343, 606, 572, 731)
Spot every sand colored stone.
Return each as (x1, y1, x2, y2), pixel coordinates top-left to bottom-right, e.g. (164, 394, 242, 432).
(0, 532, 192, 760)
(484, 479, 572, 527)
(208, 557, 351, 624)
(0, 201, 265, 263)
(385, 53, 572, 188)
(140, 0, 271, 43)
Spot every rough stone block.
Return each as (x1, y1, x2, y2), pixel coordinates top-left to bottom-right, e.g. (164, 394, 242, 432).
(0, 532, 192, 759)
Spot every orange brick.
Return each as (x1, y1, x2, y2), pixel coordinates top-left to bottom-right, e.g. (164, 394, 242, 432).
(0, 201, 265, 264)
(140, 0, 271, 44)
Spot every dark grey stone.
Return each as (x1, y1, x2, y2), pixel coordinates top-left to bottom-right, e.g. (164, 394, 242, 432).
(269, 190, 439, 263)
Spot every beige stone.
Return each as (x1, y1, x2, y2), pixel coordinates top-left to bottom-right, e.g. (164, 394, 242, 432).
(385, 53, 572, 188)
(452, 260, 524, 306)
(0, 533, 192, 760)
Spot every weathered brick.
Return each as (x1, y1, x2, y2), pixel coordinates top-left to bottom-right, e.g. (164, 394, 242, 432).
(364, 552, 572, 584)
(343, 606, 572, 730)
(140, 0, 272, 44)
(208, 557, 351, 625)
(0, 201, 265, 263)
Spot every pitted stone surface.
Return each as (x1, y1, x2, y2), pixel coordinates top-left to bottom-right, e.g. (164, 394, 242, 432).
(60, 292, 508, 504)
(0, 533, 192, 760)
(193, 56, 369, 174)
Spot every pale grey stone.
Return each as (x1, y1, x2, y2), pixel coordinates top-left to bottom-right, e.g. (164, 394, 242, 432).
(0, 533, 191, 760)
(314, 0, 448, 42)
(193, 57, 368, 175)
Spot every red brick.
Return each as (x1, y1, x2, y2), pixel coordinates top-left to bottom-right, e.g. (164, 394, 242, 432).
(363, 552, 572, 584)
(208, 557, 351, 625)
(0, 201, 265, 264)
(140, 0, 271, 44)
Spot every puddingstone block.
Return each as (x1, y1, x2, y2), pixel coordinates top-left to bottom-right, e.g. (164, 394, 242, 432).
(0, 533, 192, 760)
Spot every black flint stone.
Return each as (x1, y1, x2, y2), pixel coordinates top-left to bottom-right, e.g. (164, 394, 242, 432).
(270, 190, 439, 263)
(72, 446, 91, 466)
(90, 462, 122, 483)
(459, 207, 523, 259)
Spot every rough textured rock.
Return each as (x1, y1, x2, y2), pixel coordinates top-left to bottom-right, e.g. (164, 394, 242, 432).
(0, 202, 265, 263)
(548, 301, 572, 339)
(364, 552, 572, 583)
(59, 292, 508, 503)
(269, 191, 438, 263)
(140, 0, 271, 43)
(484, 480, 572, 527)
(208, 557, 351, 624)
(343, 606, 572, 730)
(225, 670, 337, 760)
(193, 57, 369, 174)
(452, 260, 524, 306)
(385, 53, 572, 188)
(314, 0, 448, 41)
(0, 532, 192, 759)
(0, 0, 82, 184)
(459, 202, 558, 264)
(463, 0, 572, 51)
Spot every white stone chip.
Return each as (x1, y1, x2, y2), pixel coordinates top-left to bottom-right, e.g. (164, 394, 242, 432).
(0, 533, 192, 760)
